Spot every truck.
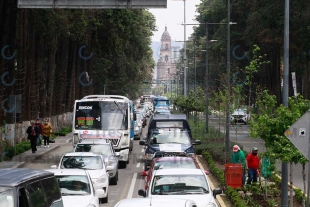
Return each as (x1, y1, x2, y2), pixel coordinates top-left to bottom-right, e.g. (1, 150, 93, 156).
(72, 95, 135, 169)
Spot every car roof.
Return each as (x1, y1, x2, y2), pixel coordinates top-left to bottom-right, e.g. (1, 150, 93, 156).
(116, 198, 195, 206)
(154, 169, 204, 176)
(45, 169, 88, 176)
(152, 114, 187, 121)
(64, 152, 102, 156)
(154, 157, 195, 162)
(0, 168, 54, 187)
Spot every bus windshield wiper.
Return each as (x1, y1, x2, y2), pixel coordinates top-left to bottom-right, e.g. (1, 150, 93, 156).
(114, 101, 126, 116)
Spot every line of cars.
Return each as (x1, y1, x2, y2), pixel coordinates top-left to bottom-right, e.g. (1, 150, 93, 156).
(115, 112, 222, 207)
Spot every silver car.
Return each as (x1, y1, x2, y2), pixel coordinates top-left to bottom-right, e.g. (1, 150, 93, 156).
(73, 139, 119, 185)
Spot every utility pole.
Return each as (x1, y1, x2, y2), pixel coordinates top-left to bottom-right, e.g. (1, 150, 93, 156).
(183, 0, 187, 97)
(194, 42, 196, 92)
(225, 0, 231, 162)
(205, 23, 209, 133)
(281, 0, 289, 206)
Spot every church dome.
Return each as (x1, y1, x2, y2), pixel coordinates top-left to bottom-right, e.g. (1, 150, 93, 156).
(161, 26, 171, 40)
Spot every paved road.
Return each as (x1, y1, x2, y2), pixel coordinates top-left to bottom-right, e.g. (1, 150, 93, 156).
(21, 136, 146, 207)
(209, 117, 307, 193)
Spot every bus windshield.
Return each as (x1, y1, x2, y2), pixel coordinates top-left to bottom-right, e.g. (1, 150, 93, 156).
(74, 101, 128, 130)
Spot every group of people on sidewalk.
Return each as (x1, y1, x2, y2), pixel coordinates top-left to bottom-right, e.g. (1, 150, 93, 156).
(230, 145, 260, 185)
(26, 118, 53, 153)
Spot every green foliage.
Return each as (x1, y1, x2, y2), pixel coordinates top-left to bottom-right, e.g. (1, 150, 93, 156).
(3, 141, 31, 159)
(225, 186, 248, 207)
(250, 90, 310, 164)
(202, 151, 225, 187)
(174, 87, 206, 112)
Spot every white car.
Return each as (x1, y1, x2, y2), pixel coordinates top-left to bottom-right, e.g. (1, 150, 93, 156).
(51, 152, 112, 203)
(74, 139, 119, 185)
(45, 169, 104, 207)
(230, 108, 250, 125)
(114, 198, 197, 207)
(138, 169, 222, 207)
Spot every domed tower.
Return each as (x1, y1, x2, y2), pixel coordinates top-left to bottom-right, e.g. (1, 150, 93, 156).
(157, 26, 176, 81)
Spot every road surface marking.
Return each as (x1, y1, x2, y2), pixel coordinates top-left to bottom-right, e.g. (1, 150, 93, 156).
(136, 155, 143, 168)
(127, 173, 137, 199)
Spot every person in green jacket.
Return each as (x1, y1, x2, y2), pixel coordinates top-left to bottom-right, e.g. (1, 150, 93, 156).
(230, 145, 246, 185)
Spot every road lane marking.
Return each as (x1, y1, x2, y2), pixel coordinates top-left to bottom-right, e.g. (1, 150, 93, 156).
(136, 155, 143, 168)
(127, 173, 137, 199)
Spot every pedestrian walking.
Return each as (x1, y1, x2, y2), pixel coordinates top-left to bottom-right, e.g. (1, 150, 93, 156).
(230, 145, 247, 185)
(36, 118, 43, 147)
(26, 121, 40, 153)
(42, 118, 52, 148)
(246, 147, 260, 185)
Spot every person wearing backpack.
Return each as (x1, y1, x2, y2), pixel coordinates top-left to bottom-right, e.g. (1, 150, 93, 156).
(42, 118, 52, 148)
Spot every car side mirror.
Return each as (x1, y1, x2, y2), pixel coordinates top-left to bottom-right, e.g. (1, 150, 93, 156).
(115, 152, 120, 157)
(141, 171, 148, 177)
(134, 113, 137, 121)
(139, 141, 145, 146)
(106, 166, 113, 171)
(95, 189, 105, 197)
(212, 188, 222, 198)
(138, 189, 146, 197)
(51, 165, 57, 169)
(194, 140, 201, 145)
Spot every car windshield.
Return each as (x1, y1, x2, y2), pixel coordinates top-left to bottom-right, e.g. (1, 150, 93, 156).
(61, 156, 103, 170)
(56, 175, 91, 196)
(75, 144, 112, 155)
(0, 187, 14, 207)
(153, 160, 196, 170)
(151, 175, 209, 195)
(150, 131, 191, 145)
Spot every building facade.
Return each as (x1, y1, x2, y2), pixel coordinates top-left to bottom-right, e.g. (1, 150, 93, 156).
(156, 26, 176, 82)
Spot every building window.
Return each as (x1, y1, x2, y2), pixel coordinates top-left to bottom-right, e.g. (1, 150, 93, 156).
(165, 55, 168, 62)
(165, 44, 168, 50)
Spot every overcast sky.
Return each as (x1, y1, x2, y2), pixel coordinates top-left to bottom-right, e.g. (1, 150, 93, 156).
(149, 0, 201, 42)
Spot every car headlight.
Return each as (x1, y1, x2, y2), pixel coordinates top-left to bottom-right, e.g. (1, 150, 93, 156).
(206, 202, 217, 207)
(145, 153, 154, 160)
(92, 174, 107, 184)
(121, 135, 129, 146)
(87, 204, 96, 207)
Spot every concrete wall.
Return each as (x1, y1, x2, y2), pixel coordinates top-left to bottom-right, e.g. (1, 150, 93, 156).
(2, 112, 73, 143)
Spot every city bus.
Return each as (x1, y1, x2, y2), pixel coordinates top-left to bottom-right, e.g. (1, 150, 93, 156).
(72, 95, 135, 168)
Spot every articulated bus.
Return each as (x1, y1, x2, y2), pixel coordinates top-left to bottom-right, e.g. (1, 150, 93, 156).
(72, 95, 135, 168)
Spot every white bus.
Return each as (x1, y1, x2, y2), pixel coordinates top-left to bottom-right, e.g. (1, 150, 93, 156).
(72, 95, 135, 169)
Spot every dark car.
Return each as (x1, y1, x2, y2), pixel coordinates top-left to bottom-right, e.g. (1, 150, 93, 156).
(135, 110, 147, 128)
(0, 168, 64, 207)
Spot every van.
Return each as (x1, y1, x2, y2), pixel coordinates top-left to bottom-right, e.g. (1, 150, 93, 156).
(0, 168, 64, 207)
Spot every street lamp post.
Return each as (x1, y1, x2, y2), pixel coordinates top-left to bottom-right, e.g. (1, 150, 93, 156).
(226, 0, 231, 162)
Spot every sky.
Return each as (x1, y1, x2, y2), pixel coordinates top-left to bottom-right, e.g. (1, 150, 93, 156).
(149, 0, 202, 42)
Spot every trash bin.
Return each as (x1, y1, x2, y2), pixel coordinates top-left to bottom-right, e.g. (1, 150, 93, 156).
(224, 164, 243, 188)
(262, 158, 271, 179)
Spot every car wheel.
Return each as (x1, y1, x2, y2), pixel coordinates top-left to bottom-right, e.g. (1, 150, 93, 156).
(119, 161, 127, 169)
(110, 172, 118, 185)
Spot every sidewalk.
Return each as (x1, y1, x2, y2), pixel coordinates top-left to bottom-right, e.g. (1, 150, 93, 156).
(0, 132, 73, 169)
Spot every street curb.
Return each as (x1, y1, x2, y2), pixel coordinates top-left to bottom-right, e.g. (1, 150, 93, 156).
(196, 156, 226, 207)
(12, 145, 60, 168)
